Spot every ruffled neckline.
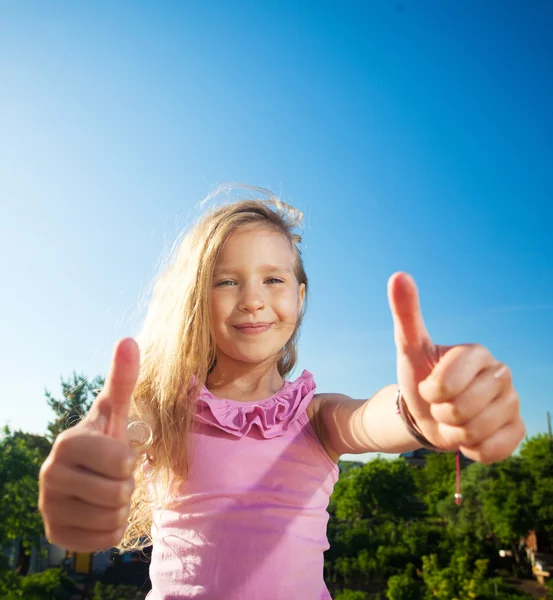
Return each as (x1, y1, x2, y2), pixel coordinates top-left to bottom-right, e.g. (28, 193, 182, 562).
(194, 370, 316, 439)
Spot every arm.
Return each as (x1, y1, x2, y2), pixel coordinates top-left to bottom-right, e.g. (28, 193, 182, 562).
(310, 273, 525, 465)
(310, 386, 422, 461)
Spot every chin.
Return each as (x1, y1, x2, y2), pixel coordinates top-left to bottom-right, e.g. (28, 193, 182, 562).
(235, 352, 279, 365)
(221, 345, 282, 365)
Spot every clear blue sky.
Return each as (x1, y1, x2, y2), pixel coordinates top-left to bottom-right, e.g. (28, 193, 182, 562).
(1, 1, 552, 461)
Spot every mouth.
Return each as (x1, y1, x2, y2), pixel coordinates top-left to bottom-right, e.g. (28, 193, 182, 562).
(234, 323, 273, 334)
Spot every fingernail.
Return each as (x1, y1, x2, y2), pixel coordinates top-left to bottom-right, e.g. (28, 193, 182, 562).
(494, 365, 508, 379)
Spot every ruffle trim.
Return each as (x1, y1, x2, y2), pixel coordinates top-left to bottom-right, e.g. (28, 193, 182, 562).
(194, 370, 316, 439)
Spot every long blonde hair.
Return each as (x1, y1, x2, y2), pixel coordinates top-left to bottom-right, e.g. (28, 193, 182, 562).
(119, 185, 308, 552)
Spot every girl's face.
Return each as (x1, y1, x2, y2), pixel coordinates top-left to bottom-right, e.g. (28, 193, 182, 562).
(210, 227, 305, 369)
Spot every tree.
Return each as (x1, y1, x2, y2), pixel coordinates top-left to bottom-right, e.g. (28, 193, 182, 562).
(483, 457, 534, 563)
(333, 457, 418, 523)
(414, 453, 457, 517)
(334, 590, 369, 600)
(436, 462, 492, 539)
(0, 427, 52, 573)
(45, 372, 104, 441)
(386, 564, 422, 600)
(420, 553, 494, 600)
(519, 434, 553, 541)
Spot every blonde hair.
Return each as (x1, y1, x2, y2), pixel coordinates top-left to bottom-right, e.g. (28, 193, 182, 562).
(119, 185, 308, 552)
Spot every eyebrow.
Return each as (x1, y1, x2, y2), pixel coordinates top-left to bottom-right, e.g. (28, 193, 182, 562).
(213, 264, 293, 275)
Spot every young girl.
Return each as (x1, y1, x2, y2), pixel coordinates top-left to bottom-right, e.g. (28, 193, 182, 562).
(39, 187, 525, 599)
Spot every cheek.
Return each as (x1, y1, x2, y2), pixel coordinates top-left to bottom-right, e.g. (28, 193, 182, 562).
(277, 293, 301, 319)
(210, 295, 228, 326)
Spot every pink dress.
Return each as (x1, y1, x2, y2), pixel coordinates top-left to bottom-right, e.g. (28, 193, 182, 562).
(146, 370, 339, 600)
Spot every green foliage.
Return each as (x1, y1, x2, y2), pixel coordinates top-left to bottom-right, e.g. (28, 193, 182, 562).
(386, 564, 422, 600)
(520, 434, 553, 538)
(0, 427, 52, 552)
(420, 553, 496, 600)
(338, 461, 365, 474)
(414, 453, 457, 516)
(482, 458, 533, 545)
(92, 582, 147, 600)
(327, 434, 553, 596)
(45, 372, 104, 441)
(435, 461, 491, 538)
(332, 457, 418, 522)
(0, 567, 76, 599)
(334, 590, 370, 600)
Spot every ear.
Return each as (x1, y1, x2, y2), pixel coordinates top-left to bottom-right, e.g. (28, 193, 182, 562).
(297, 283, 306, 314)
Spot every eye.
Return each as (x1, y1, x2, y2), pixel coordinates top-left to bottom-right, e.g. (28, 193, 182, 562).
(215, 280, 237, 287)
(265, 277, 284, 284)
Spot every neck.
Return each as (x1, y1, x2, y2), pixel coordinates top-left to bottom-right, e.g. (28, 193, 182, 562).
(206, 355, 284, 402)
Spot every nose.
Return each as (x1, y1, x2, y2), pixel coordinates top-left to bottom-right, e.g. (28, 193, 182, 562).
(238, 283, 265, 313)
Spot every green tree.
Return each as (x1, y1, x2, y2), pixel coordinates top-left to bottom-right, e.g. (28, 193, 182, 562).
(334, 590, 369, 600)
(414, 453, 457, 517)
(519, 434, 553, 540)
(333, 457, 418, 522)
(0, 567, 76, 599)
(483, 457, 534, 564)
(421, 553, 494, 600)
(45, 372, 104, 441)
(386, 564, 422, 600)
(0, 427, 52, 572)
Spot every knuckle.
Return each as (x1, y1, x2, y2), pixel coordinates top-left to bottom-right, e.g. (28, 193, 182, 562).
(473, 343, 490, 359)
(479, 453, 496, 465)
(114, 478, 133, 507)
(507, 393, 520, 416)
(502, 365, 512, 382)
(447, 402, 465, 425)
(117, 505, 130, 527)
(519, 424, 527, 445)
(469, 443, 494, 464)
(38, 487, 50, 515)
(460, 427, 477, 448)
(115, 483, 127, 506)
(107, 527, 125, 549)
(435, 377, 454, 400)
(39, 457, 54, 482)
(52, 430, 76, 459)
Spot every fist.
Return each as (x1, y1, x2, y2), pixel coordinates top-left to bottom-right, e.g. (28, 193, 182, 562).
(39, 338, 140, 552)
(388, 272, 525, 463)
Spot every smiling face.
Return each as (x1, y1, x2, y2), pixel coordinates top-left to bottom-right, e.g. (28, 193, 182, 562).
(210, 226, 306, 370)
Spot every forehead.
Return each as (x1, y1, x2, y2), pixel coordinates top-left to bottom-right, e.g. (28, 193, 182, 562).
(215, 227, 295, 268)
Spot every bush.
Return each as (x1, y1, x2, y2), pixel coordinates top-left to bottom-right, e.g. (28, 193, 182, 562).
(0, 567, 76, 599)
(334, 590, 370, 600)
(386, 568, 423, 600)
(92, 582, 147, 600)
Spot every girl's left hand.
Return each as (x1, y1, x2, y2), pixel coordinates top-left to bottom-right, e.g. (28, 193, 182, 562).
(388, 272, 525, 463)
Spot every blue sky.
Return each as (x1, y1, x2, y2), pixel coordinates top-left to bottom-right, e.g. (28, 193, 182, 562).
(1, 1, 551, 461)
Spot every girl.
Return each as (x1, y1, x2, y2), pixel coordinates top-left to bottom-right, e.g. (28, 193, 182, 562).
(39, 187, 525, 599)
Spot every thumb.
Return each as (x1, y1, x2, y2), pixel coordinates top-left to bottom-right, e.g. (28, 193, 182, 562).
(387, 272, 433, 355)
(85, 338, 140, 441)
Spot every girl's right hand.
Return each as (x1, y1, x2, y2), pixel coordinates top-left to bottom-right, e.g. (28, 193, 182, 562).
(39, 338, 140, 552)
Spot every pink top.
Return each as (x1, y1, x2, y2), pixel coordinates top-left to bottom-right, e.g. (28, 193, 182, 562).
(146, 370, 339, 600)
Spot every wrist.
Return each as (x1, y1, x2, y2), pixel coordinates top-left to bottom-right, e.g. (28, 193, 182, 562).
(395, 390, 443, 452)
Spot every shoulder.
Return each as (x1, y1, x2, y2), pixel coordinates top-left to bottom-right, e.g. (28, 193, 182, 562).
(307, 392, 353, 417)
(307, 392, 359, 463)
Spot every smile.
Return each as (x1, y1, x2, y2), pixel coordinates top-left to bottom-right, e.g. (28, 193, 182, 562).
(234, 323, 272, 334)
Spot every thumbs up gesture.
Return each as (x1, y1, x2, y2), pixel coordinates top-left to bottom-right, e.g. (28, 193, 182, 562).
(39, 338, 140, 552)
(388, 273, 525, 463)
